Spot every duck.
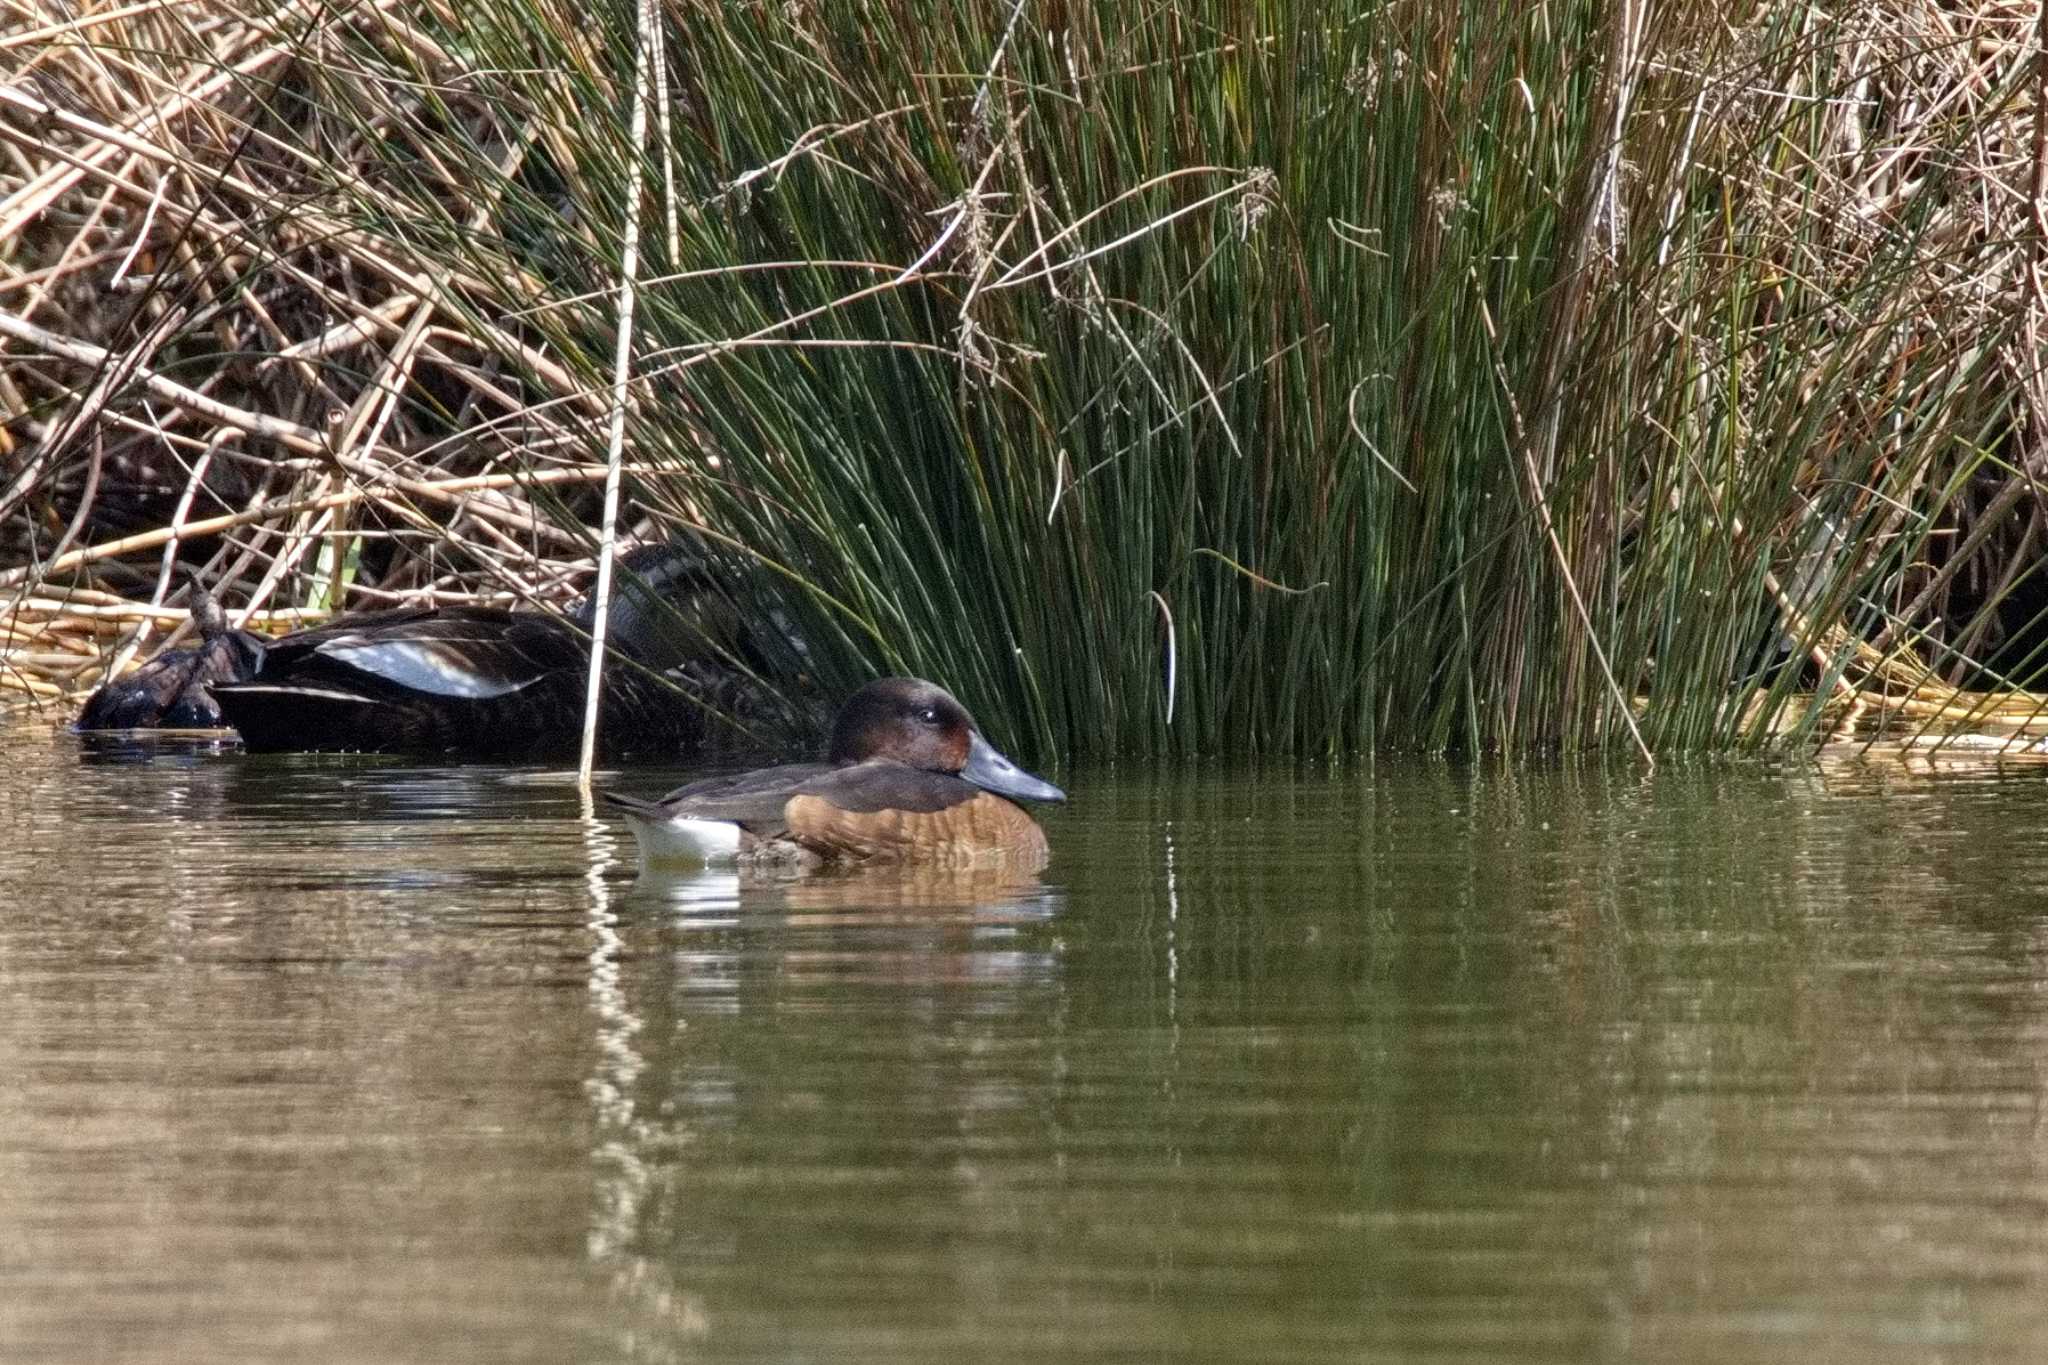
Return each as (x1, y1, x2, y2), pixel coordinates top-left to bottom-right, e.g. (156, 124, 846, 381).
(209, 602, 673, 759)
(74, 540, 813, 759)
(602, 677, 1066, 871)
(74, 579, 266, 731)
(206, 543, 812, 760)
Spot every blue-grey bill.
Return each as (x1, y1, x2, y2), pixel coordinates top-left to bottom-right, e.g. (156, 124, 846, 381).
(961, 732, 1066, 804)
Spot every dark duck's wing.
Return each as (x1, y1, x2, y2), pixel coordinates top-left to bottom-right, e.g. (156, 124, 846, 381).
(75, 580, 264, 731)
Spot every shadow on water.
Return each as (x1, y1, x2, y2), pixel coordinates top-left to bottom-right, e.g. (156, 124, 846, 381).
(5, 730, 2048, 1361)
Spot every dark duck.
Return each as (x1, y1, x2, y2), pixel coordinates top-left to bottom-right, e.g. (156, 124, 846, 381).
(602, 677, 1065, 872)
(77, 545, 812, 760)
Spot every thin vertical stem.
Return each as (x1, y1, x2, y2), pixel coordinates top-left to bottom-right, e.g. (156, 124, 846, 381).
(578, 0, 660, 788)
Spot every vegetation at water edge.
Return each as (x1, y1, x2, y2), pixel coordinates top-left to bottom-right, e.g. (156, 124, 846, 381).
(4, 0, 2045, 758)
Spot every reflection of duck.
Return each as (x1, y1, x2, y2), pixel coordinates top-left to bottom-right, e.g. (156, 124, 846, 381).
(76, 543, 815, 760)
(630, 861, 1058, 917)
(603, 677, 1065, 871)
(74, 580, 265, 731)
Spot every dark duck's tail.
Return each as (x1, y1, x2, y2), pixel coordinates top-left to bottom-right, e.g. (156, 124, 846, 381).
(75, 578, 265, 731)
(210, 540, 816, 759)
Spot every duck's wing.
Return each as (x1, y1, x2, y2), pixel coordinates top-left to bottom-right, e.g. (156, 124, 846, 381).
(633, 762, 840, 826)
(618, 760, 975, 821)
(787, 759, 979, 814)
(246, 607, 583, 700)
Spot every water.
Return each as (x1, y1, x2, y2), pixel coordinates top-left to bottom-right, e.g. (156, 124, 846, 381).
(3, 727, 2048, 1363)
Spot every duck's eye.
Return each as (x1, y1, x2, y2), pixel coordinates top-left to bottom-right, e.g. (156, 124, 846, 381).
(916, 706, 941, 725)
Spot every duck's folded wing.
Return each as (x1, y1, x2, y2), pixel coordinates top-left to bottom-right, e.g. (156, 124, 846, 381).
(789, 760, 978, 814)
(641, 763, 839, 826)
(650, 759, 976, 823)
(250, 608, 583, 700)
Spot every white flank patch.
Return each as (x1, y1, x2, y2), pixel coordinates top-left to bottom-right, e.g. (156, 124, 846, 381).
(320, 641, 535, 699)
(624, 812, 742, 871)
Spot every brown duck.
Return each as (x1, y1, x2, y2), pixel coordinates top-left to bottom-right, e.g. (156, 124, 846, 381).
(602, 677, 1065, 871)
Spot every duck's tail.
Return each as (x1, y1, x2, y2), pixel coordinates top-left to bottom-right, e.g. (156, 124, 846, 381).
(185, 572, 227, 641)
(599, 790, 742, 867)
(74, 576, 258, 731)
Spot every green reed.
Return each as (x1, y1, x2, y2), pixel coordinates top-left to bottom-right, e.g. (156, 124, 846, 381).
(290, 0, 2036, 759)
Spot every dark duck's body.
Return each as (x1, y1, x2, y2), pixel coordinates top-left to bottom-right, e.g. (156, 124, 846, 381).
(75, 582, 265, 731)
(212, 549, 807, 760)
(208, 603, 691, 759)
(603, 677, 1065, 871)
(77, 542, 813, 760)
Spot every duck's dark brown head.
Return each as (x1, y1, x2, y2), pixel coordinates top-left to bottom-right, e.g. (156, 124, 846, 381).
(827, 677, 1065, 804)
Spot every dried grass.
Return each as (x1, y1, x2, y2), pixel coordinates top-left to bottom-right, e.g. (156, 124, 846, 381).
(0, 0, 642, 710)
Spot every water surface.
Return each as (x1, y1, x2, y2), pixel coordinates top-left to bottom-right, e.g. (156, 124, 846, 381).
(3, 727, 2047, 1362)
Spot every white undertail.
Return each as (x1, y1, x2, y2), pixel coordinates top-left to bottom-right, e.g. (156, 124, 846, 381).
(622, 811, 742, 872)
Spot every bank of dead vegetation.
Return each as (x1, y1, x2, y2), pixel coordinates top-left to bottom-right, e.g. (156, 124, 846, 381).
(3, 0, 2047, 756)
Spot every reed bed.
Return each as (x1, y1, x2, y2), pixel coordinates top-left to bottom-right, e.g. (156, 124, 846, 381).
(3, 0, 2046, 758)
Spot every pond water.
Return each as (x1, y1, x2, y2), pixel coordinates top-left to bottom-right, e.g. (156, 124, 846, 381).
(2, 726, 2047, 1362)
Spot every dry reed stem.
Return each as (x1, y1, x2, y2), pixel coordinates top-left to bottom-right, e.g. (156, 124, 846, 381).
(578, 0, 660, 788)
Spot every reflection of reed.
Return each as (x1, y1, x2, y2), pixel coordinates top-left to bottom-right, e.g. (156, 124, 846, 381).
(579, 808, 636, 1261)
(580, 806, 710, 1340)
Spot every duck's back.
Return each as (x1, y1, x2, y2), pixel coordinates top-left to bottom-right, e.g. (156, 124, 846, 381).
(629, 762, 841, 828)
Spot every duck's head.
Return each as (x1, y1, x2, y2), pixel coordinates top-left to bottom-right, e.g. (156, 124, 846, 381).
(828, 677, 1065, 804)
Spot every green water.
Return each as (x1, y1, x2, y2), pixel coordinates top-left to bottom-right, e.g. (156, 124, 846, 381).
(3, 730, 2047, 1363)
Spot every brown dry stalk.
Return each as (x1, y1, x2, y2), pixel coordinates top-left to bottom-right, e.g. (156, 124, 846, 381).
(0, 465, 651, 589)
